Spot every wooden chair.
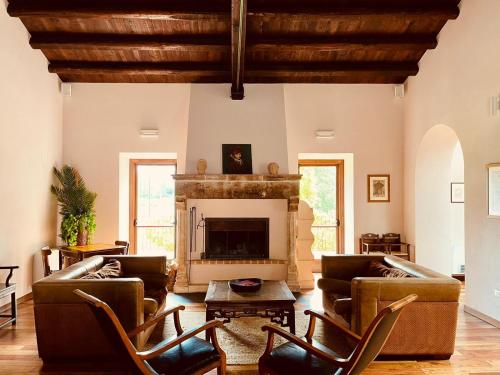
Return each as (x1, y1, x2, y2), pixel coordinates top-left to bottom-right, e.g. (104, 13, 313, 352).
(74, 289, 226, 375)
(0, 265, 19, 328)
(41, 246, 57, 278)
(259, 294, 418, 375)
(359, 233, 382, 254)
(115, 240, 130, 255)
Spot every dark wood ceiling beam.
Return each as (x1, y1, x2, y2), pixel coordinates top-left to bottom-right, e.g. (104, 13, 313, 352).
(231, 0, 247, 100)
(30, 33, 230, 52)
(247, 62, 419, 77)
(8, 1, 458, 21)
(248, 35, 437, 52)
(30, 33, 437, 53)
(7, 1, 229, 21)
(48, 62, 230, 77)
(47, 61, 417, 77)
(247, 4, 460, 21)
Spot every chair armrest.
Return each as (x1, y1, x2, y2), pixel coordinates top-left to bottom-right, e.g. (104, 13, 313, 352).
(0, 266, 19, 269)
(128, 305, 185, 338)
(137, 320, 223, 360)
(304, 310, 361, 342)
(261, 324, 349, 366)
(317, 278, 351, 295)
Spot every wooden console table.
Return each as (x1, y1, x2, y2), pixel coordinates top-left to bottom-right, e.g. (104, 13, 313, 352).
(58, 243, 127, 268)
(360, 241, 410, 260)
(205, 280, 296, 340)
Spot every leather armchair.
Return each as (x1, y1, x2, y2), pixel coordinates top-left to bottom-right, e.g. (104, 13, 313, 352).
(33, 255, 169, 361)
(318, 255, 461, 358)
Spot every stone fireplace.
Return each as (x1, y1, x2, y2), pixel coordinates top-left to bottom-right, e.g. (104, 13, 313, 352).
(173, 174, 301, 293)
(204, 218, 269, 260)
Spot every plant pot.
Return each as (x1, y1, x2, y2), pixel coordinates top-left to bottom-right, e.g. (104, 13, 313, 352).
(77, 229, 88, 246)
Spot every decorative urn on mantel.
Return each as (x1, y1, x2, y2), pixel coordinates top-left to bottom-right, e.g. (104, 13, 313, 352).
(172, 173, 302, 293)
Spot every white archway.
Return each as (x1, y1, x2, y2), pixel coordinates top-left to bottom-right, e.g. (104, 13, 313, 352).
(415, 125, 464, 276)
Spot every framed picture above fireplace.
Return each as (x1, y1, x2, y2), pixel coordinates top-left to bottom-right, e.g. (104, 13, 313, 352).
(222, 144, 252, 174)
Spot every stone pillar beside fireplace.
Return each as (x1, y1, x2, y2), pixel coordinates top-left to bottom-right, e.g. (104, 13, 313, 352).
(173, 174, 301, 293)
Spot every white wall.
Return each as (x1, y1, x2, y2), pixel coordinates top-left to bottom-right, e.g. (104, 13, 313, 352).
(415, 125, 461, 275)
(63, 84, 191, 242)
(404, 0, 500, 321)
(285, 85, 405, 252)
(450, 142, 465, 274)
(0, 2, 63, 298)
(185, 84, 289, 174)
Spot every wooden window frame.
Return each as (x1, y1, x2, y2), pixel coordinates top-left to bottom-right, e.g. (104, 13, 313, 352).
(298, 159, 345, 254)
(129, 159, 177, 255)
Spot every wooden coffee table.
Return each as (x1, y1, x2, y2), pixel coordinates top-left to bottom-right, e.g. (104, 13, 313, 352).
(204, 280, 296, 339)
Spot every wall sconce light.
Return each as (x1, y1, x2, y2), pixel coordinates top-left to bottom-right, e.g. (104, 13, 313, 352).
(490, 96, 500, 117)
(139, 129, 160, 138)
(315, 130, 335, 139)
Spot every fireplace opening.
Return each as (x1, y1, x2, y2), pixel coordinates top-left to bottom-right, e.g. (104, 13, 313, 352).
(203, 218, 269, 259)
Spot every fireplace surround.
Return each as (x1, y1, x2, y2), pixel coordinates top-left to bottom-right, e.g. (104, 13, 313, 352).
(173, 174, 301, 292)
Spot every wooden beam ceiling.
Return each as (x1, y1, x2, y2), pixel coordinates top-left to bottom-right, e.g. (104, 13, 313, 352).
(7, 0, 461, 98)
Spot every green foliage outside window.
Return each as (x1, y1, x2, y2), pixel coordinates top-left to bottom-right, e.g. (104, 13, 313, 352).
(300, 166, 337, 253)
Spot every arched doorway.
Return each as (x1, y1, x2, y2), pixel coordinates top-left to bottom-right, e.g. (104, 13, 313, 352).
(415, 125, 464, 276)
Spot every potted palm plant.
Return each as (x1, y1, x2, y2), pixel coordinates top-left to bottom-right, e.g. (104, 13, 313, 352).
(50, 165, 97, 246)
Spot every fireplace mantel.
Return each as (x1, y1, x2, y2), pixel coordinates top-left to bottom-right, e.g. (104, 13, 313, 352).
(173, 174, 301, 211)
(173, 174, 302, 293)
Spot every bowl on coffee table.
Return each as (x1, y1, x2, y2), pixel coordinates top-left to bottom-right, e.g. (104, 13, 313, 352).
(229, 278, 263, 293)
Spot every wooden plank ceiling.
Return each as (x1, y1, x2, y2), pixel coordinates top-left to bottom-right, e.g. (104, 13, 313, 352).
(8, 0, 460, 99)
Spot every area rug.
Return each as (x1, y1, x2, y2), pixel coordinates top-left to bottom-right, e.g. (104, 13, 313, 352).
(149, 311, 351, 366)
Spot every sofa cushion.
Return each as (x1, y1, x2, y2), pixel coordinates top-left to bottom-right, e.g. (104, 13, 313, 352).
(80, 259, 122, 279)
(143, 297, 159, 316)
(145, 287, 168, 306)
(333, 298, 352, 320)
(365, 260, 412, 278)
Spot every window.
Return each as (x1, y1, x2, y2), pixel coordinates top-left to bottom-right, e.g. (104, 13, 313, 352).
(299, 160, 344, 256)
(130, 160, 176, 258)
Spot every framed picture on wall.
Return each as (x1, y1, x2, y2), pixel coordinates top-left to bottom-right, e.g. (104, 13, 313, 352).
(451, 182, 465, 203)
(222, 144, 253, 174)
(488, 163, 500, 217)
(367, 174, 390, 202)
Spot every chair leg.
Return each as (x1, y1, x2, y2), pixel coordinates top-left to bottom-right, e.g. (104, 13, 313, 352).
(217, 364, 226, 375)
(258, 360, 271, 375)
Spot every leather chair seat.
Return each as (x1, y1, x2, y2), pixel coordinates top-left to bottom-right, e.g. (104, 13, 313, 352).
(260, 338, 341, 375)
(333, 298, 352, 325)
(148, 336, 221, 375)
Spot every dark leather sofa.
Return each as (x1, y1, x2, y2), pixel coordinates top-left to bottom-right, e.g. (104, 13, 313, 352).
(32, 255, 169, 361)
(318, 254, 461, 358)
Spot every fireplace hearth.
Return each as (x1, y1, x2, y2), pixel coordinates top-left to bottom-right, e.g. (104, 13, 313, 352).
(203, 218, 269, 260)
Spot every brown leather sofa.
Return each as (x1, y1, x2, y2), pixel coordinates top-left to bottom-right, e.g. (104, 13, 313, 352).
(33, 255, 169, 361)
(318, 255, 461, 358)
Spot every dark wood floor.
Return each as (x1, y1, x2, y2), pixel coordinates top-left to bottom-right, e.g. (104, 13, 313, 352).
(0, 284, 499, 374)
